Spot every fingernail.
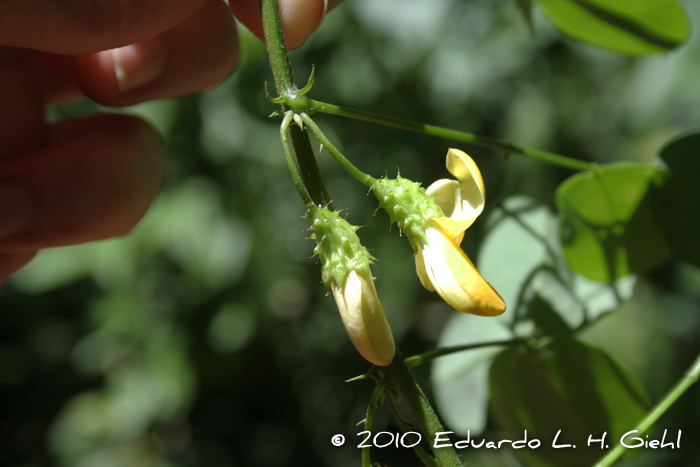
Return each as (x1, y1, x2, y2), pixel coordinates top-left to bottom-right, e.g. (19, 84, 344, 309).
(0, 183, 33, 238)
(102, 37, 167, 93)
(279, 0, 328, 49)
(320, 0, 328, 24)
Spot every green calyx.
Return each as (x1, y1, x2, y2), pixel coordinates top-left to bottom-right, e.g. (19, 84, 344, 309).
(308, 205, 374, 293)
(266, 66, 318, 114)
(371, 176, 445, 245)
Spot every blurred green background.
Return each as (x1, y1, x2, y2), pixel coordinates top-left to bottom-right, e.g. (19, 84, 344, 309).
(2, 0, 700, 466)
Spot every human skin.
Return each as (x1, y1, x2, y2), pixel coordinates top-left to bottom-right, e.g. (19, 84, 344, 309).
(0, 0, 341, 283)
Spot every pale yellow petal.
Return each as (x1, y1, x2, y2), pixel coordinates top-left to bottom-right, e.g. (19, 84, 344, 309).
(426, 179, 459, 215)
(414, 241, 435, 292)
(422, 226, 505, 316)
(332, 271, 395, 366)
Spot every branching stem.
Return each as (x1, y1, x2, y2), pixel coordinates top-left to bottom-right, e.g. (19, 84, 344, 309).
(303, 98, 597, 172)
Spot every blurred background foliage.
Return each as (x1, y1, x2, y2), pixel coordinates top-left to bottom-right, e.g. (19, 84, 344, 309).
(2, 0, 700, 466)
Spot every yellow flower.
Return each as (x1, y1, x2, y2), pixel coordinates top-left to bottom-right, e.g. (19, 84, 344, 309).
(413, 149, 505, 316)
(331, 270, 395, 366)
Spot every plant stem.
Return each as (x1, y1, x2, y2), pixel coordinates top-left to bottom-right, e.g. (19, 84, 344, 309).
(260, 0, 295, 94)
(363, 383, 384, 467)
(287, 122, 333, 207)
(301, 113, 376, 186)
(308, 99, 597, 172)
(385, 347, 463, 467)
(594, 350, 700, 467)
(261, 0, 331, 207)
(404, 338, 526, 368)
(280, 112, 314, 205)
(384, 386, 440, 467)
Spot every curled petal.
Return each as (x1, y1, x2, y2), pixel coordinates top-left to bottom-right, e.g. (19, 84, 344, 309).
(425, 149, 486, 238)
(331, 270, 395, 366)
(426, 179, 471, 240)
(425, 179, 460, 216)
(446, 148, 485, 207)
(421, 222, 505, 316)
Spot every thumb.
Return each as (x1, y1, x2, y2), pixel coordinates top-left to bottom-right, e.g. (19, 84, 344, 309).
(231, 0, 333, 49)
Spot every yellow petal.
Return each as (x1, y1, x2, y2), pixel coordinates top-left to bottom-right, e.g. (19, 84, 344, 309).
(332, 271, 395, 366)
(446, 148, 485, 221)
(426, 179, 473, 239)
(424, 149, 486, 239)
(421, 224, 505, 316)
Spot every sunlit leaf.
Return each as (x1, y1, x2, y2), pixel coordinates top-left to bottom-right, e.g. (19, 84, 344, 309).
(479, 196, 635, 330)
(651, 132, 700, 268)
(556, 164, 671, 282)
(478, 196, 562, 327)
(537, 0, 690, 55)
(431, 313, 513, 435)
(489, 338, 649, 467)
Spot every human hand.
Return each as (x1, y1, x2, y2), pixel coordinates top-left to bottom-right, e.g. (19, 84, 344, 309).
(0, 0, 340, 284)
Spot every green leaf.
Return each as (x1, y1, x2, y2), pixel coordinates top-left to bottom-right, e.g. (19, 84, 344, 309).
(527, 293, 571, 336)
(431, 313, 512, 435)
(489, 338, 649, 467)
(479, 196, 636, 330)
(556, 164, 671, 282)
(651, 132, 700, 268)
(478, 196, 563, 327)
(537, 0, 690, 55)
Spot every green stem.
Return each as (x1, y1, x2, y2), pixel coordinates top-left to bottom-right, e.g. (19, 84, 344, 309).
(404, 338, 526, 368)
(262, 0, 332, 208)
(287, 122, 333, 208)
(594, 350, 700, 467)
(301, 113, 376, 186)
(384, 386, 440, 467)
(363, 383, 384, 467)
(261, 0, 295, 93)
(280, 112, 313, 206)
(385, 347, 463, 467)
(308, 99, 596, 172)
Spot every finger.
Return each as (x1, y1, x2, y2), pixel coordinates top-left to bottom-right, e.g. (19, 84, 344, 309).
(0, 48, 48, 160)
(39, 53, 83, 107)
(0, 0, 210, 54)
(0, 114, 164, 252)
(69, 0, 238, 107)
(231, 0, 334, 49)
(0, 252, 36, 286)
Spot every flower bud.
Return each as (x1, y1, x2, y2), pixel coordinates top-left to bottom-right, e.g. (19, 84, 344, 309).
(308, 206, 395, 366)
(331, 270, 395, 366)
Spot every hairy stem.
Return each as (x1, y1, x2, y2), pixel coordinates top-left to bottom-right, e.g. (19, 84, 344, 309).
(362, 383, 384, 467)
(280, 112, 314, 205)
(261, 0, 295, 94)
(385, 347, 463, 467)
(309, 99, 596, 172)
(301, 113, 376, 186)
(384, 386, 440, 467)
(262, 0, 331, 207)
(404, 338, 526, 368)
